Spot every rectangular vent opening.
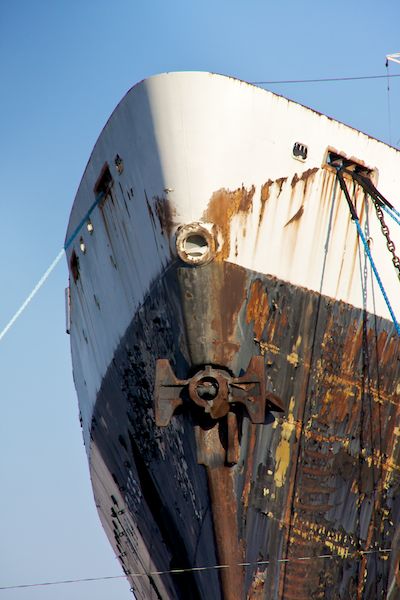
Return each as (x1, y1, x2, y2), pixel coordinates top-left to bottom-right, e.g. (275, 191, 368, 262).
(325, 150, 374, 178)
(94, 163, 113, 201)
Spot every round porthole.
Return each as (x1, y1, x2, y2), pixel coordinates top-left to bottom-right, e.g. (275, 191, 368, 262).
(176, 223, 217, 265)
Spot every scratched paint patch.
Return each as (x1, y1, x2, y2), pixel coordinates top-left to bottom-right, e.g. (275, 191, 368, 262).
(274, 397, 296, 488)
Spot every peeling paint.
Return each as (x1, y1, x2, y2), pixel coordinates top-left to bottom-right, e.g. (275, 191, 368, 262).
(245, 279, 270, 339)
(274, 397, 296, 488)
(202, 185, 255, 260)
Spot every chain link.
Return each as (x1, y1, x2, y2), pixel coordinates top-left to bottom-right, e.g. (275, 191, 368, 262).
(374, 202, 400, 279)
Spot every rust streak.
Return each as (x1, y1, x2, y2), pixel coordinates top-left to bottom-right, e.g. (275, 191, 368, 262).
(202, 186, 255, 260)
(290, 167, 319, 188)
(197, 426, 244, 600)
(241, 423, 257, 512)
(284, 205, 304, 227)
(154, 196, 175, 236)
(258, 179, 273, 226)
(246, 279, 270, 340)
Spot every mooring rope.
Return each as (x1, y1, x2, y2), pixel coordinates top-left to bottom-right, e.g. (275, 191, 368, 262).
(382, 203, 400, 227)
(0, 250, 65, 342)
(336, 169, 400, 335)
(0, 192, 104, 342)
(355, 218, 400, 335)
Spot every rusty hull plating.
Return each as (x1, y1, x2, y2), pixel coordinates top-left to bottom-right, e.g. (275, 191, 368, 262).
(171, 255, 400, 599)
(90, 256, 400, 600)
(65, 73, 400, 600)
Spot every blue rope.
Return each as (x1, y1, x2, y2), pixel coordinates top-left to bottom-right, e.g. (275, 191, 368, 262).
(382, 203, 400, 228)
(64, 191, 105, 250)
(386, 203, 400, 221)
(354, 218, 400, 335)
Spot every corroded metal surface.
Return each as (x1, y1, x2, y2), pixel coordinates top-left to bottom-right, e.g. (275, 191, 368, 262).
(65, 73, 400, 600)
(155, 355, 283, 599)
(89, 260, 399, 599)
(75, 174, 400, 598)
(155, 356, 282, 426)
(243, 278, 400, 600)
(83, 169, 400, 598)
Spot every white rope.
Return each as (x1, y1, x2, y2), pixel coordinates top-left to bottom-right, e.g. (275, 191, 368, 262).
(0, 249, 65, 342)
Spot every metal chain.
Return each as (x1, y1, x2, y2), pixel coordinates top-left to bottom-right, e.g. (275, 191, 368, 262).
(373, 200, 400, 280)
(362, 195, 369, 310)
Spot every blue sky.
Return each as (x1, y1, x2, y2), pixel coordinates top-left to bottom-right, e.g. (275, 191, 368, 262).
(1, 1, 399, 599)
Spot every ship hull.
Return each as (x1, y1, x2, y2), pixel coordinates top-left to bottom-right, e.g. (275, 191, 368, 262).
(90, 260, 399, 599)
(65, 72, 400, 599)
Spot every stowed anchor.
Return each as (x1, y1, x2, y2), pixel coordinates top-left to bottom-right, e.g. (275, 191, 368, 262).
(154, 357, 284, 600)
(154, 356, 283, 464)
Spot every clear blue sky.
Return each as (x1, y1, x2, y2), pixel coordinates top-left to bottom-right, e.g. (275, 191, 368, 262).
(0, 1, 399, 599)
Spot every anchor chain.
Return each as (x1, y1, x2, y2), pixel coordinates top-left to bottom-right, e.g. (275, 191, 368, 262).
(337, 167, 400, 281)
(373, 200, 400, 280)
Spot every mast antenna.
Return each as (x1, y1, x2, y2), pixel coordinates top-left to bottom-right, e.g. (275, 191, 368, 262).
(386, 53, 400, 65)
(385, 53, 400, 145)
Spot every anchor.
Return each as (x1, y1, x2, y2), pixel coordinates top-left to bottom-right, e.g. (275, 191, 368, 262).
(154, 356, 283, 464)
